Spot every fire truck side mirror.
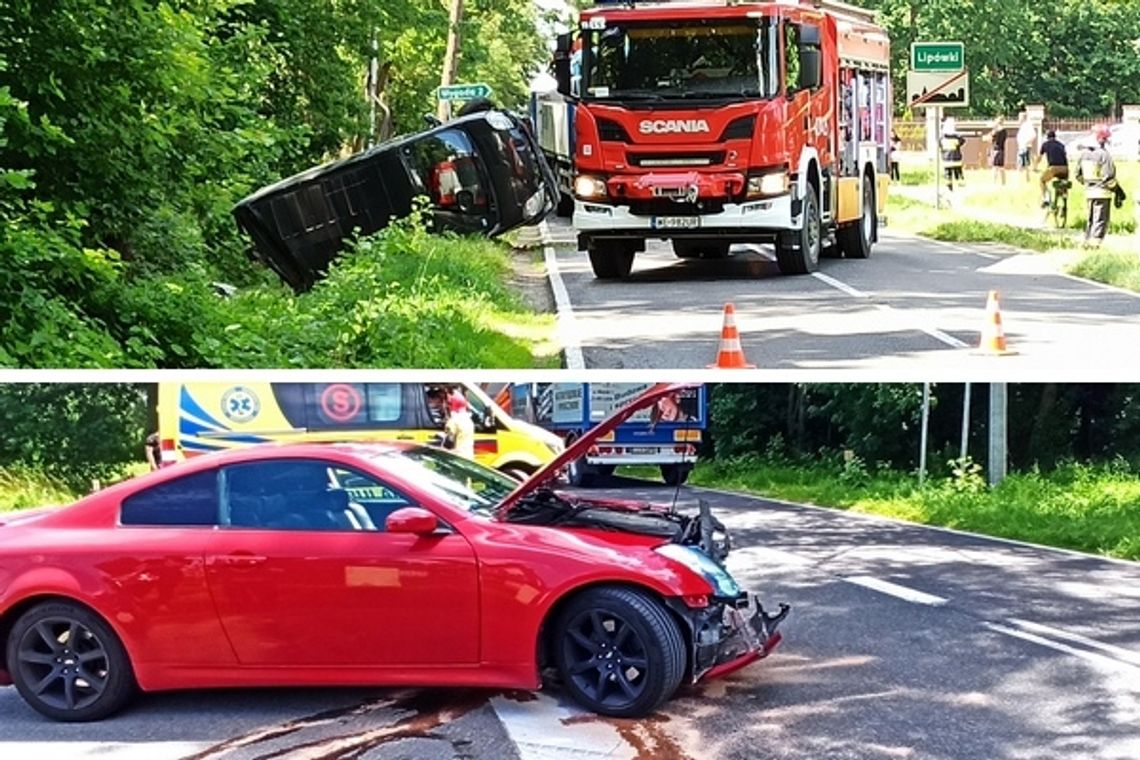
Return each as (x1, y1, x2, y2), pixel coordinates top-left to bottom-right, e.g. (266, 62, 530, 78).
(799, 48, 822, 91)
(554, 33, 574, 97)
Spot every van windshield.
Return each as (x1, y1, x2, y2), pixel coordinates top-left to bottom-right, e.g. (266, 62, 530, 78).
(583, 19, 777, 101)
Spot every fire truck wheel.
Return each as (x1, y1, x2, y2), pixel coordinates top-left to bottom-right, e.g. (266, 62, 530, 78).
(839, 180, 875, 259)
(588, 242, 636, 279)
(775, 190, 821, 275)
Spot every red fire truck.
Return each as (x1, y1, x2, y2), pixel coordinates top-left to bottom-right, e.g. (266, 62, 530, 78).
(549, 0, 891, 279)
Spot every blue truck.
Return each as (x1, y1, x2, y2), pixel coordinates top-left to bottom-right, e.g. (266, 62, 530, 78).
(507, 383, 707, 486)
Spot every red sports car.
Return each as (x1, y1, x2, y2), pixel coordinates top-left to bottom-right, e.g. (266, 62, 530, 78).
(0, 384, 788, 722)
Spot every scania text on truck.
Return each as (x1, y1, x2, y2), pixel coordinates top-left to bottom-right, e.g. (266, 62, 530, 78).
(548, 0, 891, 279)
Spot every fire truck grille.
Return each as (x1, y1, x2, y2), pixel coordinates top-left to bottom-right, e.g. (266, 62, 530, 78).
(628, 199, 726, 216)
(630, 152, 726, 168)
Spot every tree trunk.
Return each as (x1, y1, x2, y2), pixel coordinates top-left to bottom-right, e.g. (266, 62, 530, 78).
(438, 0, 465, 121)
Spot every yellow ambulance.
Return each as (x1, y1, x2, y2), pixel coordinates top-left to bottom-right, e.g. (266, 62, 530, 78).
(156, 381, 562, 477)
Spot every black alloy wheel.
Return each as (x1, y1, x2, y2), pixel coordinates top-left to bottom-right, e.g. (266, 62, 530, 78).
(554, 587, 686, 717)
(7, 602, 136, 721)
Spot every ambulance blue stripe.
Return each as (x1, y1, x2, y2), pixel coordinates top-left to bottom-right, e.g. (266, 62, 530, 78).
(180, 387, 225, 430)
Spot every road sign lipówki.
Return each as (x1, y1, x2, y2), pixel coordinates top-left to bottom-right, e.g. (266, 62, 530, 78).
(437, 83, 494, 102)
(910, 42, 964, 72)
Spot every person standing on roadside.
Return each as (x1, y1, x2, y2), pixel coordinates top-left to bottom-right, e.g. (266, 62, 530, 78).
(1076, 124, 1118, 248)
(444, 391, 476, 460)
(1016, 112, 1037, 182)
(940, 117, 965, 192)
(889, 129, 901, 181)
(988, 118, 1009, 185)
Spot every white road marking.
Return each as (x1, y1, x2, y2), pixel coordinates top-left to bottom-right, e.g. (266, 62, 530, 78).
(843, 576, 948, 606)
(983, 622, 1140, 675)
(811, 271, 866, 299)
(0, 743, 205, 760)
(490, 693, 635, 760)
(540, 221, 586, 370)
(1005, 618, 1140, 667)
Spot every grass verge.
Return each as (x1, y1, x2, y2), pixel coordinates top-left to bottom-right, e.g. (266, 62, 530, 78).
(689, 457, 1140, 561)
(0, 468, 78, 512)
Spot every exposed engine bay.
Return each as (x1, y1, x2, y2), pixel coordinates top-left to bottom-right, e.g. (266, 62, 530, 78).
(507, 489, 731, 561)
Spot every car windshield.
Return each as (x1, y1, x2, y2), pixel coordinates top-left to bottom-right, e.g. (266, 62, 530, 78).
(583, 19, 775, 100)
(364, 446, 519, 516)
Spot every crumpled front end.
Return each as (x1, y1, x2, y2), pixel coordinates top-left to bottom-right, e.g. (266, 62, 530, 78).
(673, 592, 790, 683)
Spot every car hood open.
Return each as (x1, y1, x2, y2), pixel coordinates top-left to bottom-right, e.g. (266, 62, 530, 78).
(495, 382, 699, 517)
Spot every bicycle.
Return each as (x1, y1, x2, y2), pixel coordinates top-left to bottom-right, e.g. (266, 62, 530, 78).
(1044, 177, 1071, 229)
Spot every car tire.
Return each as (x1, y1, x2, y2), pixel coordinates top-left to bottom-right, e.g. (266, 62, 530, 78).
(554, 586, 686, 718)
(567, 456, 594, 487)
(556, 192, 575, 218)
(775, 188, 821, 275)
(7, 601, 136, 722)
(839, 178, 874, 259)
(588, 242, 636, 279)
(660, 464, 691, 486)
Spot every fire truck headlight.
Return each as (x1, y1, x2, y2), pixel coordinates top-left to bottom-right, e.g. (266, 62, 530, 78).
(574, 175, 608, 200)
(747, 171, 789, 199)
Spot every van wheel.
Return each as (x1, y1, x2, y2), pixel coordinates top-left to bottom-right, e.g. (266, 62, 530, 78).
(554, 587, 686, 717)
(7, 602, 136, 722)
(588, 242, 636, 279)
(839, 180, 874, 259)
(776, 190, 821, 275)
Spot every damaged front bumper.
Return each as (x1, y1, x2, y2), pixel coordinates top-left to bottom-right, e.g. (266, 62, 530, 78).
(674, 593, 790, 683)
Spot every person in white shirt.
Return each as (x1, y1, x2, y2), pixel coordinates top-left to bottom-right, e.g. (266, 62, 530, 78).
(1016, 114, 1037, 183)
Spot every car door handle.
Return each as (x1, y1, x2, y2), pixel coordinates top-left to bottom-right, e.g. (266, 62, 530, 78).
(217, 553, 267, 568)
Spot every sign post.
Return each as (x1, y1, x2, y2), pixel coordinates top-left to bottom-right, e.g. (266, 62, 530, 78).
(907, 41, 966, 209)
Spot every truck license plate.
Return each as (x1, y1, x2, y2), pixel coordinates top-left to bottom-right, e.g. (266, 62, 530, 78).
(651, 216, 700, 230)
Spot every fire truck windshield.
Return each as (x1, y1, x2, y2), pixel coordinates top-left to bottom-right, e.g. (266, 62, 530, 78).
(582, 20, 776, 102)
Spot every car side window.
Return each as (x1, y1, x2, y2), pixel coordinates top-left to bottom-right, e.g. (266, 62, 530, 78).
(784, 22, 800, 96)
(222, 459, 411, 532)
(121, 470, 218, 527)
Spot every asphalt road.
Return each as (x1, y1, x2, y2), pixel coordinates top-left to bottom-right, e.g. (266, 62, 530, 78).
(3, 479, 1138, 759)
(541, 217, 1140, 373)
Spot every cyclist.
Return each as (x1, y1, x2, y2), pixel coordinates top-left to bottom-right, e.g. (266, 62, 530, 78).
(1037, 129, 1069, 208)
(1076, 124, 1118, 248)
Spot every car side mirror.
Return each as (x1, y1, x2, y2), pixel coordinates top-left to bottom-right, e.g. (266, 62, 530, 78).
(799, 48, 822, 91)
(386, 507, 439, 535)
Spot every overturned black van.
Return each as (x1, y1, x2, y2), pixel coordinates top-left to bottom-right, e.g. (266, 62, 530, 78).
(233, 110, 558, 292)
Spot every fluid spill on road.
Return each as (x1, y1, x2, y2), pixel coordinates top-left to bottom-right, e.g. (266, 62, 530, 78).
(187, 689, 491, 760)
(563, 712, 691, 760)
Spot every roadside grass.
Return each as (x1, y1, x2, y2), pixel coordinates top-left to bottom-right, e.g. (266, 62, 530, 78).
(204, 221, 560, 368)
(688, 457, 1140, 561)
(0, 468, 78, 512)
(886, 169, 1140, 292)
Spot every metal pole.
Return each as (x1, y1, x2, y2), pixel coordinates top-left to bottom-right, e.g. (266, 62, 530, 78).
(960, 382, 971, 460)
(934, 106, 942, 209)
(988, 383, 1008, 487)
(919, 382, 930, 486)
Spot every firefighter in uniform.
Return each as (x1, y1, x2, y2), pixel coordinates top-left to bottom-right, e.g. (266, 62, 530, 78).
(1076, 124, 1117, 248)
(940, 117, 966, 192)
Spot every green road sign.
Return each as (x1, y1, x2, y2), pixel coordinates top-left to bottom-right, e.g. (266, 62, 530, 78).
(437, 83, 494, 102)
(910, 42, 964, 72)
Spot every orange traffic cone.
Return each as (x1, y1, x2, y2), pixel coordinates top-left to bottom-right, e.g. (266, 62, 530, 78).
(708, 303, 757, 368)
(974, 290, 1018, 356)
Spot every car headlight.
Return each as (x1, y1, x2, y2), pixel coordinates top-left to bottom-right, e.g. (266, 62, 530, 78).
(574, 175, 608, 200)
(746, 171, 789, 199)
(656, 544, 741, 597)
